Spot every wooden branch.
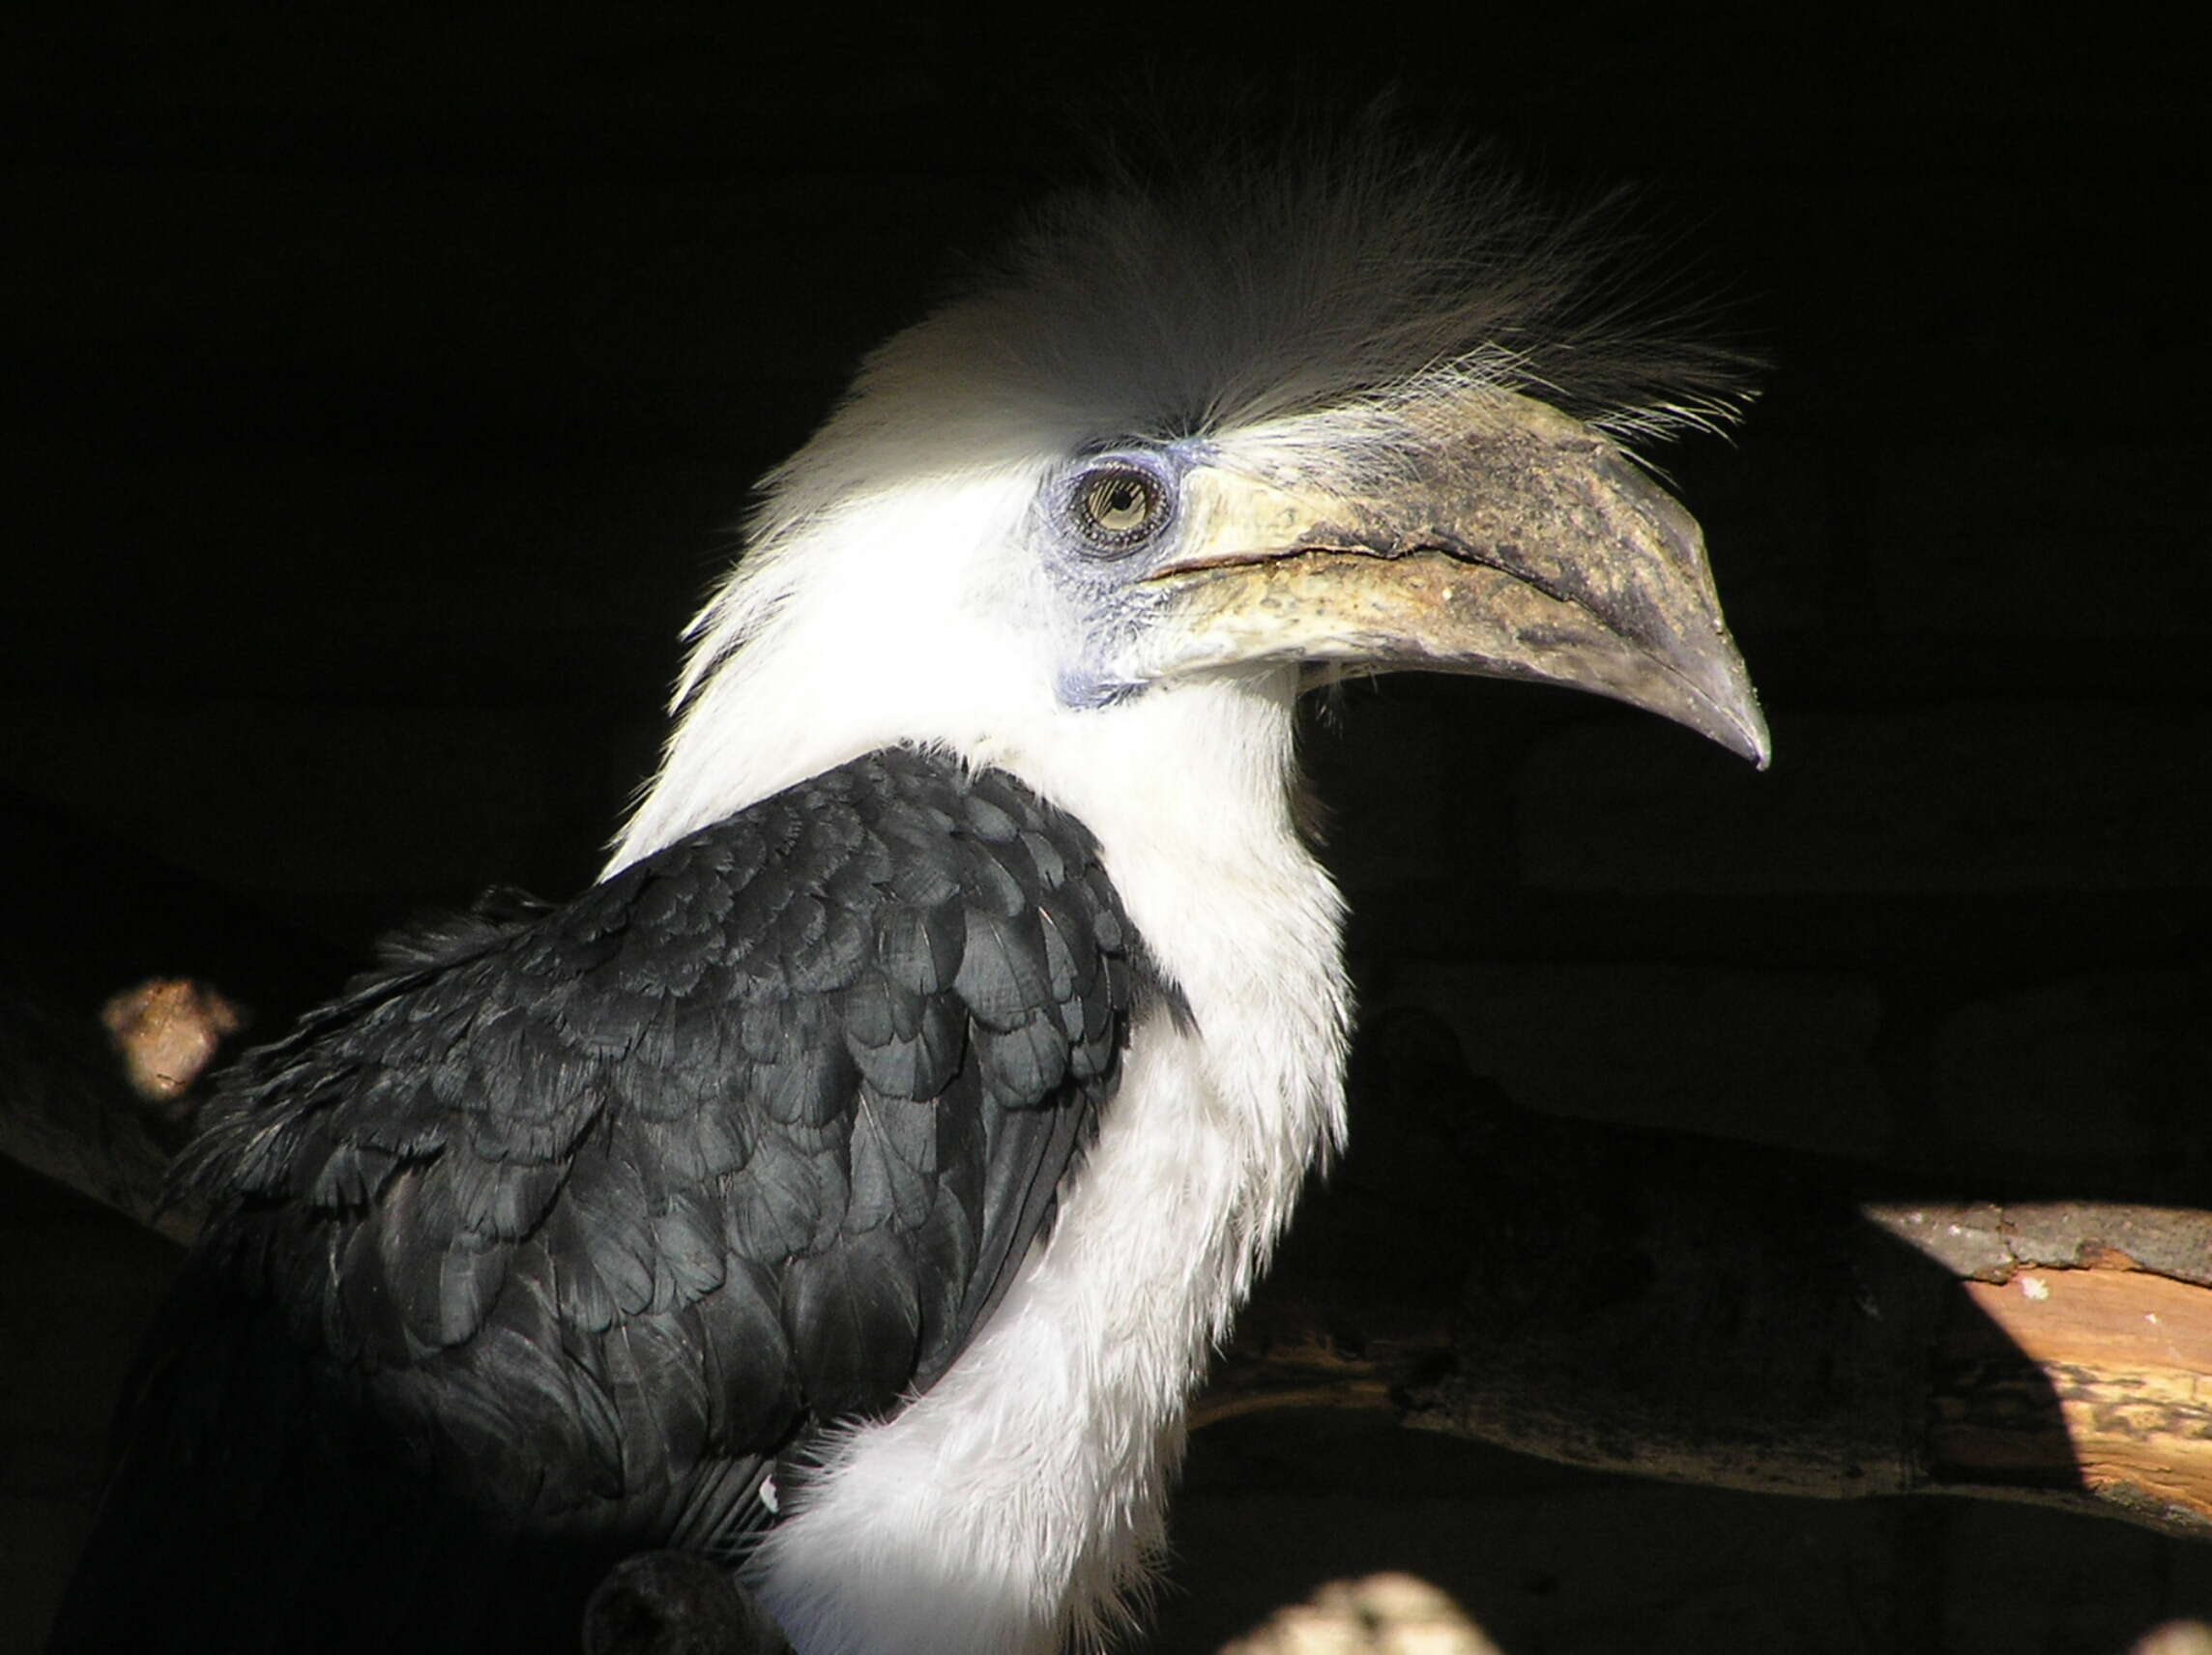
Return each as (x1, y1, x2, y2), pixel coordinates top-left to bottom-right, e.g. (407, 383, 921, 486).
(1204, 1008, 2212, 1541)
(0, 783, 349, 1237)
(1208, 1203, 2212, 1539)
(0, 976, 226, 1245)
(8, 948, 2212, 1542)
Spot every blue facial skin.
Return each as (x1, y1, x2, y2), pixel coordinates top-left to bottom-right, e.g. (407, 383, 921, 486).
(1043, 439, 1214, 710)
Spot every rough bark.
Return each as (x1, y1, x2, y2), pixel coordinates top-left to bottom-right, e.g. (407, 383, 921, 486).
(1205, 1009, 2212, 1542)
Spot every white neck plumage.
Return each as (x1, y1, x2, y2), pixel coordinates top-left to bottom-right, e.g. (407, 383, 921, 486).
(617, 628, 1353, 1654)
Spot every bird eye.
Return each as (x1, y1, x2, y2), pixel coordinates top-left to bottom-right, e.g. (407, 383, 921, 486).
(1069, 464, 1170, 555)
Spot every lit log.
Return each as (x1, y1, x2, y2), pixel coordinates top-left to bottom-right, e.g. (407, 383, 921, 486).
(1202, 1009, 2212, 1541)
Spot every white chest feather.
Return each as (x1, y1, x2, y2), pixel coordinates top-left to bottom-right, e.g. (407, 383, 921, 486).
(748, 742, 1350, 1655)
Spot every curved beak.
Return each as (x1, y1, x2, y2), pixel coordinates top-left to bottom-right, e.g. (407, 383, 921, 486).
(1129, 392, 1769, 767)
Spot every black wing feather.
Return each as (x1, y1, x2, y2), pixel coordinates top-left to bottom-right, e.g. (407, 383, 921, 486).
(49, 747, 1141, 1653)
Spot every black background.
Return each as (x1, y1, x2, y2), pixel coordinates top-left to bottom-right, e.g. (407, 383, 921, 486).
(3, 12, 2204, 1651)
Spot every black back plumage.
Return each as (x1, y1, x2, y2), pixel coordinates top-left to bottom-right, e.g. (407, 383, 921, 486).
(49, 747, 1141, 1653)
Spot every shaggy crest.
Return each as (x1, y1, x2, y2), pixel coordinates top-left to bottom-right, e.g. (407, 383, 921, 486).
(655, 136, 1753, 748)
(782, 141, 1745, 493)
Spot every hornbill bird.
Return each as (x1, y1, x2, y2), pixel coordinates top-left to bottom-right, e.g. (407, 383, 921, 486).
(50, 143, 1766, 1654)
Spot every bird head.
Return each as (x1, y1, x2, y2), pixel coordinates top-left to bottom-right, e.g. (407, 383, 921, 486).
(611, 144, 1764, 870)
